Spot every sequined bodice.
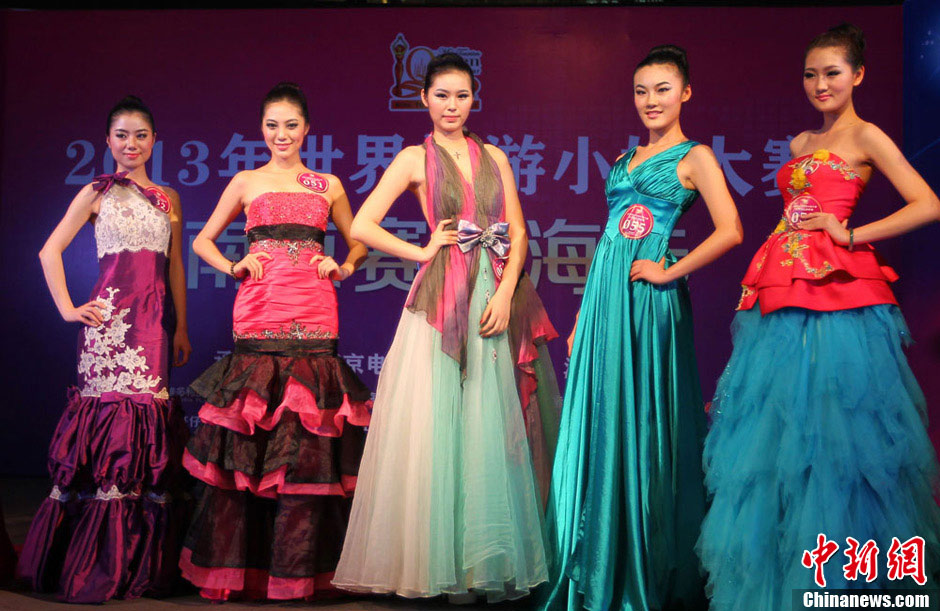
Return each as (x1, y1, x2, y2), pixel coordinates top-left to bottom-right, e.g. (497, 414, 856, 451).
(95, 184, 171, 259)
(245, 192, 330, 231)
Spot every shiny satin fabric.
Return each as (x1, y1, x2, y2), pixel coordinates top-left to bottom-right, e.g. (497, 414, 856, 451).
(542, 141, 708, 611)
(78, 250, 174, 393)
(233, 195, 338, 341)
(233, 247, 339, 340)
(18, 183, 186, 603)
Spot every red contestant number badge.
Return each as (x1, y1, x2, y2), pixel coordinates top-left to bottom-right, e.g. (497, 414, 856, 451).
(619, 204, 654, 239)
(785, 194, 822, 228)
(297, 172, 329, 193)
(143, 187, 171, 214)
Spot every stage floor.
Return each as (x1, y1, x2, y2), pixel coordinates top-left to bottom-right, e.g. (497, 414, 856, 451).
(0, 478, 514, 610)
(0, 591, 512, 610)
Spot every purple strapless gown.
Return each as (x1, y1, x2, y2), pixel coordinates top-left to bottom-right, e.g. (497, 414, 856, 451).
(17, 181, 188, 603)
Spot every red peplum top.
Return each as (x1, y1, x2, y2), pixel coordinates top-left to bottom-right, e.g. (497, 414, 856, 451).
(738, 149, 898, 314)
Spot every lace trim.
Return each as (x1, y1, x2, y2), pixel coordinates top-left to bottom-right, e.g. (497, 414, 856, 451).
(252, 239, 323, 265)
(95, 485, 131, 501)
(95, 185, 171, 258)
(48, 485, 170, 503)
(78, 287, 168, 397)
(233, 320, 338, 341)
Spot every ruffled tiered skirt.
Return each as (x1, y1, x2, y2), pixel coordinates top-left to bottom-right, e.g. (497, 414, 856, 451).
(180, 339, 372, 600)
(17, 389, 189, 603)
(698, 304, 940, 611)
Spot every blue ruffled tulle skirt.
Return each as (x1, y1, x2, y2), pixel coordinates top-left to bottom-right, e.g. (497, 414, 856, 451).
(698, 304, 940, 611)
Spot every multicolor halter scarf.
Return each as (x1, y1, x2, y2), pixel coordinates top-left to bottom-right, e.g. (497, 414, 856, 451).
(405, 133, 508, 373)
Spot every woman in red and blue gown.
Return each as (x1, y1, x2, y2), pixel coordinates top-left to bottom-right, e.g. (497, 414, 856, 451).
(698, 24, 940, 611)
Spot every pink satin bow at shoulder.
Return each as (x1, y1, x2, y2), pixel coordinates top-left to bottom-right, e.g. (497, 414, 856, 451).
(92, 172, 171, 214)
(92, 171, 132, 195)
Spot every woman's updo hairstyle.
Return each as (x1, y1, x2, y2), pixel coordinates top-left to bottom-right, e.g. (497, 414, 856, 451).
(422, 52, 476, 93)
(260, 81, 310, 124)
(805, 23, 866, 71)
(106, 95, 155, 135)
(634, 45, 690, 86)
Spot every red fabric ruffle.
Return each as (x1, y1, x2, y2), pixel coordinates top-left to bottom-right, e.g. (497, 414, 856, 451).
(739, 230, 898, 313)
(179, 547, 338, 601)
(508, 276, 559, 410)
(183, 450, 357, 498)
(198, 378, 371, 439)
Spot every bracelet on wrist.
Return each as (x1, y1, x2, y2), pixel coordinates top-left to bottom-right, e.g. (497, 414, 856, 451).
(848, 228, 855, 251)
(229, 260, 238, 278)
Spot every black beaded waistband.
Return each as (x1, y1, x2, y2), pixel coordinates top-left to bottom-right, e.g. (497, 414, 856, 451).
(247, 224, 325, 244)
(234, 338, 337, 356)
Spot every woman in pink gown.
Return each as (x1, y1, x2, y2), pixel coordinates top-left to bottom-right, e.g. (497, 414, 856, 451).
(179, 82, 372, 601)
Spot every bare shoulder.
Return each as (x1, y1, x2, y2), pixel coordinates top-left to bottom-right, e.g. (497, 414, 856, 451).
(74, 182, 103, 206)
(76, 182, 98, 199)
(317, 171, 340, 186)
(854, 121, 893, 148)
(483, 143, 511, 171)
(395, 144, 427, 178)
(399, 144, 425, 161)
(683, 143, 720, 169)
(687, 142, 716, 160)
(483, 142, 507, 160)
(789, 131, 812, 156)
(321, 173, 347, 198)
(158, 184, 181, 199)
(228, 169, 255, 189)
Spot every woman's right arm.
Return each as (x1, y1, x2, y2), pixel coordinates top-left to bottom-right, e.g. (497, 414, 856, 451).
(350, 147, 457, 263)
(38, 184, 105, 326)
(193, 173, 271, 280)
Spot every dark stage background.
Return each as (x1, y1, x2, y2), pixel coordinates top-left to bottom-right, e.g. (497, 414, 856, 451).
(0, 4, 934, 476)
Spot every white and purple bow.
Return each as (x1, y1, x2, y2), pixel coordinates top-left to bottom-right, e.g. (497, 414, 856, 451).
(456, 220, 511, 257)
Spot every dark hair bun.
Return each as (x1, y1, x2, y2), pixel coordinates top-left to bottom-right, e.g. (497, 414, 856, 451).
(648, 45, 687, 63)
(260, 81, 310, 123)
(805, 22, 866, 70)
(422, 52, 476, 94)
(106, 95, 155, 135)
(635, 44, 691, 85)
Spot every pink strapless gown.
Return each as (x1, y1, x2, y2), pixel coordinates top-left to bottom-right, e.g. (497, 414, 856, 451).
(180, 190, 372, 601)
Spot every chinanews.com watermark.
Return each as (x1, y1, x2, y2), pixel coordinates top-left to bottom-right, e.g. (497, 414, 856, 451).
(795, 590, 938, 609)
(794, 533, 937, 609)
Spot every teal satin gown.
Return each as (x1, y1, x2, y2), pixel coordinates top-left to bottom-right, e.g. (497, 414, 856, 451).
(541, 141, 708, 610)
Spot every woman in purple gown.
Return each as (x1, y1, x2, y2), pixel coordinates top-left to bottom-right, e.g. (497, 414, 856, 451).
(18, 96, 191, 603)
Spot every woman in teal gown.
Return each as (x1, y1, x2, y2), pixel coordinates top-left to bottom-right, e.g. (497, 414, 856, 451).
(541, 46, 743, 611)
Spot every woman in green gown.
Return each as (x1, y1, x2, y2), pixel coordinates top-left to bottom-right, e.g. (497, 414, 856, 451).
(541, 45, 743, 610)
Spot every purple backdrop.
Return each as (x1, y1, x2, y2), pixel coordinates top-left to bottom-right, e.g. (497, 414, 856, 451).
(1, 6, 925, 477)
